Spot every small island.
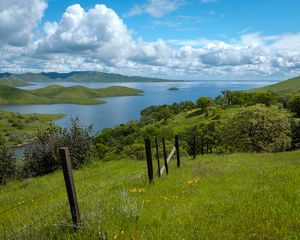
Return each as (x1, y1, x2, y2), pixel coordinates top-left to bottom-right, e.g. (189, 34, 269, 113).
(167, 87, 179, 91)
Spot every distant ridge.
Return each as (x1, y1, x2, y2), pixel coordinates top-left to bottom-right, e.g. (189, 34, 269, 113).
(0, 71, 172, 83)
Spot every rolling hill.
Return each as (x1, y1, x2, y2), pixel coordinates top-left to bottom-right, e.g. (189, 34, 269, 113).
(249, 76, 300, 94)
(0, 78, 30, 87)
(0, 71, 172, 83)
(0, 85, 143, 105)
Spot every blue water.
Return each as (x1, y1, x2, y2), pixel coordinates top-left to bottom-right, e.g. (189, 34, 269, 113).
(0, 80, 276, 134)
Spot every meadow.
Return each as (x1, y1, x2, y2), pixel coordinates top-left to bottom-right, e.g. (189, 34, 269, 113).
(0, 150, 299, 239)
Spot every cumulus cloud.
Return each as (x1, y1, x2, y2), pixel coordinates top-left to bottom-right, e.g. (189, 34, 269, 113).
(0, 0, 47, 46)
(36, 4, 132, 59)
(1, 2, 300, 79)
(126, 0, 185, 18)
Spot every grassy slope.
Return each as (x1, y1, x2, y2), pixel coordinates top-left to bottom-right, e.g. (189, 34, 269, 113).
(0, 151, 299, 239)
(0, 85, 143, 105)
(0, 111, 64, 146)
(0, 78, 30, 87)
(249, 76, 300, 94)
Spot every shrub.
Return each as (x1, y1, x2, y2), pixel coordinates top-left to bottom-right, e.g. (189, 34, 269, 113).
(220, 105, 291, 152)
(0, 146, 17, 184)
(287, 93, 300, 116)
(121, 143, 145, 161)
(23, 118, 93, 177)
(23, 125, 62, 177)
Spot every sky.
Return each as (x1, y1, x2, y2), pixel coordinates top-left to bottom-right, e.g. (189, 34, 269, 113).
(0, 0, 300, 80)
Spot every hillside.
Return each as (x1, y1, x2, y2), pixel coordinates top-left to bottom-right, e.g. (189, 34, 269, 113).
(0, 78, 30, 87)
(0, 111, 64, 146)
(249, 76, 300, 93)
(0, 151, 299, 239)
(0, 85, 143, 105)
(0, 71, 172, 83)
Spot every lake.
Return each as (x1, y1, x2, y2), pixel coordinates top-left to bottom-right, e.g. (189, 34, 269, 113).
(0, 80, 276, 134)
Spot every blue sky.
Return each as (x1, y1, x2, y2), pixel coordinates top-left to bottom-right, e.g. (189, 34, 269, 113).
(0, 0, 300, 80)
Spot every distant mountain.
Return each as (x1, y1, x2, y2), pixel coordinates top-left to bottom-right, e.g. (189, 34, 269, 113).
(0, 78, 30, 87)
(0, 71, 172, 83)
(249, 76, 300, 94)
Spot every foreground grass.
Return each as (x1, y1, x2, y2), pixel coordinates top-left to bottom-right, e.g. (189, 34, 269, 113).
(0, 151, 299, 239)
(0, 111, 64, 146)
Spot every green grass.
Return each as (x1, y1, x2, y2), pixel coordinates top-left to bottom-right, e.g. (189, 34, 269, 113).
(167, 107, 239, 133)
(0, 85, 143, 105)
(0, 151, 299, 239)
(0, 111, 64, 146)
(249, 76, 300, 94)
(0, 78, 30, 87)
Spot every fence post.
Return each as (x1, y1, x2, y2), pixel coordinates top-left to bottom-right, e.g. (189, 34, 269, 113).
(162, 137, 168, 175)
(155, 137, 161, 177)
(59, 147, 80, 230)
(175, 135, 180, 168)
(144, 139, 154, 182)
(193, 136, 196, 159)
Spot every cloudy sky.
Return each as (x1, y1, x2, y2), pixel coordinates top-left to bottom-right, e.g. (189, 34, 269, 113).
(0, 0, 300, 80)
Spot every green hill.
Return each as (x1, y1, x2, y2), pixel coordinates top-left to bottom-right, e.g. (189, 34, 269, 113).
(0, 78, 30, 87)
(249, 76, 300, 94)
(0, 85, 143, 105)
(0, 71, 172, 83)
(0, 151, 299, 239)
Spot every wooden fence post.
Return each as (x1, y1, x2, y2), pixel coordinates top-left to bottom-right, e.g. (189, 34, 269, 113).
(175, 135, 180, 168)
(162, 137, 168, 175)
(155, 137, 161, 177)
(193, 136, 196, 159)
(144, 139, 153, 182)
(59, 147, 80, 230)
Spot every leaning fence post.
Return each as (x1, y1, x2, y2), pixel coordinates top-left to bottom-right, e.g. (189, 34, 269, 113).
(162, 137, 168, 175)
(155, 137, 161, 177)
(175, 135, 180, 168)
(59, 147, 80, 230)
(193, 136, 196, 159)
(145, 139, 154, 182)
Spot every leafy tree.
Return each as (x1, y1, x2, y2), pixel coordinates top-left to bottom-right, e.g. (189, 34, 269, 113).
(220, 105, 291, 152)
(0, 146, 17, 184)
(287, 93, 300, 116)
(196, 97, 213, 114)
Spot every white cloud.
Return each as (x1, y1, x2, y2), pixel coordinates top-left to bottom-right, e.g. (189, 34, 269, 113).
(0, 0, 47, 46)
(126, 0, 185, 18)
(1, 3, 300, 80)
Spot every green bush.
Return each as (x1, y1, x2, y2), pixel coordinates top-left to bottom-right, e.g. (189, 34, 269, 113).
(0, 146, 17, 184)
(121, 144, 145, 161)
(23, 118, 93, 177)
(220, 105, 291, 152)
(287, 93, 300, 116)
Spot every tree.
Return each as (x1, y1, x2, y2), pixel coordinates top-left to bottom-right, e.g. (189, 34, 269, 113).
(196, 97, 213, 114)
(287, 93, 300, 116)
(220, 105, 291, 153)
